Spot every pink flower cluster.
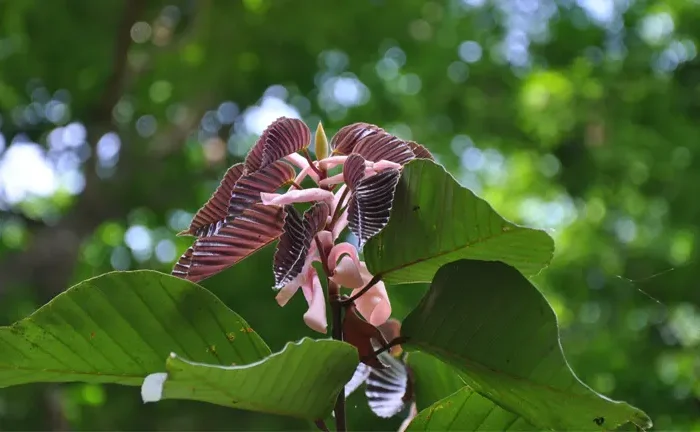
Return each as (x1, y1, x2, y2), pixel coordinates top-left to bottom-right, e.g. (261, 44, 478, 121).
(261, 153, 391, 334)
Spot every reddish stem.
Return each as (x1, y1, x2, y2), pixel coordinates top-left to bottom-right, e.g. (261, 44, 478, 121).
(329, 187, 350, 228)
(315, 235, 346, 432)
(339, 274, 383, 305)
(302, 148, 325, 180)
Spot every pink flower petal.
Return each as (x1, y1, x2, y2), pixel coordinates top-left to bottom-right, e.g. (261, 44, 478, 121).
(319, 173, 345, 187)
(350, 262, 391, 326)
(332, 209, 349, 240)
(285, 153, 310, 170)
(330, 256, 364, 289)
(352, 279, 391, 326)
(364, 166, 378, 177)
(332, 184, 348, 214)
(318, 155, 347, 170)
(370, 159, 402, 171)
(275, 244, 319, 307)
(302, 270, 328, 334)
(363, 159, 403, 177)
(275, 280, 301, 307)
(316, 230, 334, 256)
(260, 188, 334, 206)
(327, 242, 361, 274)
(293, 164, 320, 186)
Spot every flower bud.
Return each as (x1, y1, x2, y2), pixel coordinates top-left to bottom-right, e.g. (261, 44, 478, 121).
(315, 121, 329, 161)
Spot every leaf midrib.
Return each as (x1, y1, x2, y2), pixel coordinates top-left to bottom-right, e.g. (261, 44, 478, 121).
(0, 363, 145, 379)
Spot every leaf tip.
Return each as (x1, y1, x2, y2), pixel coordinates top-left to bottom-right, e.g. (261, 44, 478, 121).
(141, 372, 168, 403)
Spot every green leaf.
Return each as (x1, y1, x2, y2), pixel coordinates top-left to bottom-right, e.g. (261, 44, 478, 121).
(147, 338, 358, 420)
(364, 159, 554, 284)
(402, 260, 652, 431)
(407, 351, 466, 411)
(407, 387, 536, 431)
(0, 270, 270, 388)
(407, 352, 536, 431)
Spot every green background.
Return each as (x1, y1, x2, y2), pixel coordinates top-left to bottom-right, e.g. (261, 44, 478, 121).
(0, 0, 697, 430)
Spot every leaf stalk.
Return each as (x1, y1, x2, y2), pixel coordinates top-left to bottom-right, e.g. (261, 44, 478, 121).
(316, 235, 347, 432)
(340, 274, 382, 305)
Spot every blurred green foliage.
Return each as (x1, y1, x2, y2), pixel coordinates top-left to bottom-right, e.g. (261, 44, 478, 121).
(0, 0, 698, 430)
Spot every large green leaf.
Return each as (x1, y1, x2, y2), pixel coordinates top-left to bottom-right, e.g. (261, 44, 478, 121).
(364, 159, 554, 284)
(145, 338, 358, 420)
(407, 387, 536, 431)
(407, 352, 536, 431)
(0, 270, 359, 420)
(402, 260, 652, 431)
(0, 270, 270, 387)
(407, 351, 465, 411)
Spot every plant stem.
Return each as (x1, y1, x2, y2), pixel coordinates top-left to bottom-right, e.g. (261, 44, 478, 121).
(303, 148, 325, 180)
(330, 287, 346, 432)
(339, 274, 382, 305)
(316, 236, 347, 432)
(363, 337, 408, 362)
(314, 419, 330, 432)
(329, 187, 350, 227)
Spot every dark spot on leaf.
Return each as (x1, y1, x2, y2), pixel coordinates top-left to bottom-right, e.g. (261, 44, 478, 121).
(594, 417, 605, 426)
(412, 205, 420, 211)
(90, 332, 95, 339)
